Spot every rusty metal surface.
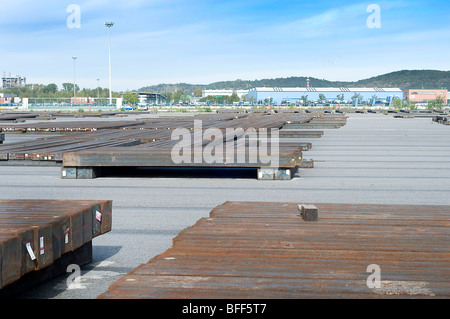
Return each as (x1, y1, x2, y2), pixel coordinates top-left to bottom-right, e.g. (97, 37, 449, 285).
(433, 115, 450, 125)
(0, 113, 347, 174)
(0, 120, 144, 133)
(0, 111, 153, 127)
(0, 199, 112, 289)
(0, 113, 38, 123)
(99, 201, 449, 299)
(59, 113, 338, 170)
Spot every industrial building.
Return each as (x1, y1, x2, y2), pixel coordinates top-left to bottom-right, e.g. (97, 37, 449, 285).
(202, 89, 249, 98)
(138, 92, 167, 106)
(403, 89, 448, 104)
(1, 75, 26, 89)
(247, 87, 403, 106)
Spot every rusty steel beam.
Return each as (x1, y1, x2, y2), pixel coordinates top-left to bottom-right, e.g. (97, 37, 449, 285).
(0, 113, 347, 178)
(99, 201, 450, 299)
(433, 115, 450, 125)
(0, 199, 112, 289)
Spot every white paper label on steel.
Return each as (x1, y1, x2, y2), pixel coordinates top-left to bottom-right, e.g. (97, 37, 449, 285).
(26, 243, 36, 260)
(65, 228, 70, 244)
(40, 236, 44, 255)
(96, 210, 102, 222)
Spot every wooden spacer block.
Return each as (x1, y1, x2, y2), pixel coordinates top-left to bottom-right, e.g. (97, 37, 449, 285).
(298, 204, 319, 221)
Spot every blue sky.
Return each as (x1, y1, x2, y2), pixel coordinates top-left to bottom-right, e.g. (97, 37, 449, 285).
(1, 0, 449, 91)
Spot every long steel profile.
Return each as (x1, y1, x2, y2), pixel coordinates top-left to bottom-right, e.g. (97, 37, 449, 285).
(99, 201, 449, 299)
(0, 199, 112, 289)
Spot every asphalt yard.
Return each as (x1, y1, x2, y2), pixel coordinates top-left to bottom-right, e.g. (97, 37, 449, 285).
(0, 112, 449, 298)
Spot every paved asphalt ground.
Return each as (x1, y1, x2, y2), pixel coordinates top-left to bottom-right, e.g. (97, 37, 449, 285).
(1, 112, 449, 299)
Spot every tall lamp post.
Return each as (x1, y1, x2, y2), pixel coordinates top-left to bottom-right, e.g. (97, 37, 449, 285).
(72, 56, 77, 99)
(97, 78, 100, 100)
(105, 22, 114, 106)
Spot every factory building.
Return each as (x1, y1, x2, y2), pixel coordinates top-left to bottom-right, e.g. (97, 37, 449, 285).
(138, 92, 167, 106)
(247, 87, 403, 105)
(403, 89, 447, 104)
(202, 89, 249, 98)
(1, 75, 26, 89)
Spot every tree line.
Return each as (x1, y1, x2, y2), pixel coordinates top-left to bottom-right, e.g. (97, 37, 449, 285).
(0, 83, 121, 99)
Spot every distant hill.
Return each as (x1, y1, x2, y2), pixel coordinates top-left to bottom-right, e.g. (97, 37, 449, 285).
(138, 70, 450, 94)
(352, 70, 450, 90)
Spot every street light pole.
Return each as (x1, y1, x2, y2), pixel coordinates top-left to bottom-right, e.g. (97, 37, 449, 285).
(105, 22, 114, 106)
(97, 78, 100, 99)
(72, 56, 77, 99)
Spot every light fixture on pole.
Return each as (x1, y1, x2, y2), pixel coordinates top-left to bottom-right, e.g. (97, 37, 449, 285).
(72, 56, 77, 99)
(105, 22, 114, 106)
(97, 78, 100, 99)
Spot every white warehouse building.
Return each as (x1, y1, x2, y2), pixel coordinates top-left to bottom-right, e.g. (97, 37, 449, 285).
(247, 87, 403, 105)
(202, 89, 249, 98)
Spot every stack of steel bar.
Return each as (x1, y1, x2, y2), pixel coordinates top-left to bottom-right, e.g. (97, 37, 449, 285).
(193, 113, 249, 121)
(432, 115, 450, 125)
(0, 199, 112, 290)
(0, 113, 38, 123)
(132, 113, 326, 137)
(0, 120, 145, 133)
(60, 113, 321, 179)
(0, 130, 156, 163)
(62, 140, 303, 168)
(61, 128, 305, 180)
(44, 111, 121, 118)
(0, 128, 180, 163)
(99, 201, 450, 299)
(282, 115, 348, 129)
(0, 113, 346, 177)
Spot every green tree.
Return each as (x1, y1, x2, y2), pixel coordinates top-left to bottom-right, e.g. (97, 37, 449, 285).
(318, 94, 326, 104)
(351, 93, 361, 102)
(62, 83, 72, 93)
(193, 88, 203, 97)
(123, 91, 138, 105)
(435, 95, 444, 109)
(392, 98, 402, 110)
(300, 95, 308, 106)
(62, 83, 79, 94)
(163, 92, 174, 104)
(407, 101, 417, 110)
(371, 95, 378, 106)
(173, 90, 188, 104)
(229, 92, 240, 103)
(43, 83, 58, 94)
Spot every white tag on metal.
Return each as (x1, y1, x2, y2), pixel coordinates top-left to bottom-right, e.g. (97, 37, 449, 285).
(26, 243, 36, 260)
(65, 228, 70, 244)
(40, 237, 44, 255)
(96, 210, 102, 222)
